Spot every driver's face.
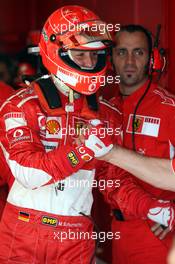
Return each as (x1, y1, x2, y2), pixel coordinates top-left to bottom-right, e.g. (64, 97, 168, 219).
(70, 50, 98, 69)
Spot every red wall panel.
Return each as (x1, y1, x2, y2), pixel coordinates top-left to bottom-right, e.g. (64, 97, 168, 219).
(0, 0, 35, 53)
(0, 0, 172, 92)
(0, 0, 165, 53)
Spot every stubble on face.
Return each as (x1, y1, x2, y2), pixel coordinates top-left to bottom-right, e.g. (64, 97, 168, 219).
(113, 31, 149, 94)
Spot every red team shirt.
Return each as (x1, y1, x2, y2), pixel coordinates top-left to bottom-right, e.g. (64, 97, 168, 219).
(107, 80, 175, 264)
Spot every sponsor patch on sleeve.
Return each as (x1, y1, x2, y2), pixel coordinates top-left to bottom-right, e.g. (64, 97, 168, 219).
(6, 127, 33, 148)
(67, 151, 79, 167)
(4, 112, 27, 131)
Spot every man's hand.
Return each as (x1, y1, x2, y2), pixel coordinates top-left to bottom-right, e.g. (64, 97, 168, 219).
(78, 119, 114, 158)
(58, 143, 94, 178)
(147, 200, 175, 231)
(151, 223, 171, 240)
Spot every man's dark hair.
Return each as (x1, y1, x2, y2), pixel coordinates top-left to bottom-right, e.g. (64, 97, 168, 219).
(117, 24, 153, 59)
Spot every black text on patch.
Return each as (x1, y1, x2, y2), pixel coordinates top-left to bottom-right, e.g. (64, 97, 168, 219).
(42, 216, 58, 227)
(67, 151, 79, 167)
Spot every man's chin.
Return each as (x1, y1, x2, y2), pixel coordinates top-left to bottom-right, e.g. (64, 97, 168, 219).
(122, 78, 138, 86)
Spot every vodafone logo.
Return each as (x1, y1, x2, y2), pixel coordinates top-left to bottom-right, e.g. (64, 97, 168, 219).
(13, 129, 24, 138)
(88, 83, 96, 92)
(7, 127, 32, 148)
(38, 115, 46, 130)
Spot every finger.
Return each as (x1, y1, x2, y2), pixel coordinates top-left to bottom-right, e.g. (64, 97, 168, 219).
(79, 125, 91, 137)
(79, 134, 85, 143)
(159, 228, 170, 240)
(154, 227, 164, 237)
(74, 138, 81, 146)
(151, 223, 161, 232)
(160, 224, 167, 230)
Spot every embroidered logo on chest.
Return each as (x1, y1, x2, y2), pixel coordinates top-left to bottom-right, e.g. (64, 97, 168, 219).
(46, 117, 62, 138)
(46, 120, 60, 134)
(126, 114, 160, 137)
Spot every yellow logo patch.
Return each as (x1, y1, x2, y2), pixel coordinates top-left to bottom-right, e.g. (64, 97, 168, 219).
(67, 151, 79, 167)
(46, 120, 60, 134)
(42, 216, 58, 227)
(133, 117, 142, 132)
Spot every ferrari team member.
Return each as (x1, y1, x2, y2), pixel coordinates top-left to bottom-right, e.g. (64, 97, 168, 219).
(104, 25, 175, 264)
(0, 81, 14, 219)
(83, 25, 175, 263)
(0, 6, 120, 263)
(103, 145, 175, 190)
(96, 28, 175, 192)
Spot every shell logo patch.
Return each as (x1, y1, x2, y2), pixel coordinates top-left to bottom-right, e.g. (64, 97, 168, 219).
(46, 120, 60, 135)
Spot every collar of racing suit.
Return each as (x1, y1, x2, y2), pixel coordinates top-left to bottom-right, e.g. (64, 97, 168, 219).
(122, 79, 158, 107)
(32, 79, 99, 120)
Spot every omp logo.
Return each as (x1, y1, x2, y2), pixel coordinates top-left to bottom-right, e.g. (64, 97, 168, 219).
(42, 216, 58, 227)
(67, 151, 79, 167)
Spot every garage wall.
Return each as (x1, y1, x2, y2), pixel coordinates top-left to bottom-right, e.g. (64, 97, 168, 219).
(0, 0, 173, 91)
(0, 0, 166, 52)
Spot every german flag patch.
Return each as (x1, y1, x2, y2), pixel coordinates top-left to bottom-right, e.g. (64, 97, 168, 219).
(18, 211, 30, 222)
